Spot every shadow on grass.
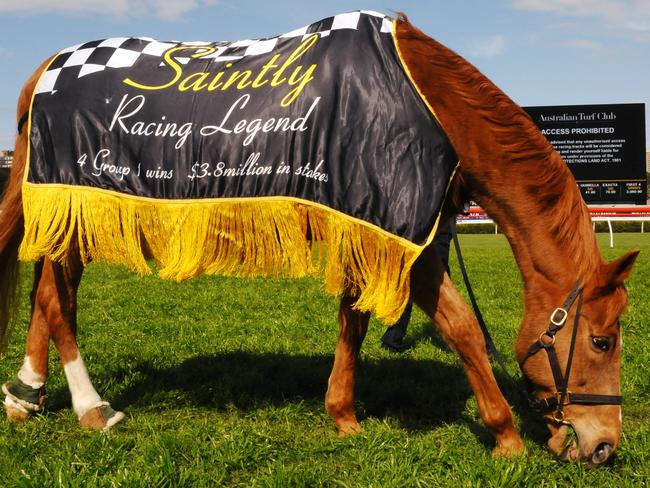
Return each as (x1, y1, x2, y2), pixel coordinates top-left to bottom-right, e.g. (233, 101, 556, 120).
(67, 351, 486, 435)
(42, 323, 548, 451)
(493, 370, 551, 447)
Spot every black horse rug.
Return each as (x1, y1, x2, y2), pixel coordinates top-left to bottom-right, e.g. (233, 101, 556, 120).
(22, 11, 458, 322)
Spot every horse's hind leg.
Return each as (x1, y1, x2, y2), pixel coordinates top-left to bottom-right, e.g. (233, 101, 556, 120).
(411, 248, 525, 456)
(4, 257, 124, 430)
(44, 257, 125, 430)
(325, 294, 369, 437)
(3, 261, 49, 420)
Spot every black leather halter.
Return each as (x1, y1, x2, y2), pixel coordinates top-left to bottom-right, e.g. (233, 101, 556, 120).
(519, 280, 623, 424)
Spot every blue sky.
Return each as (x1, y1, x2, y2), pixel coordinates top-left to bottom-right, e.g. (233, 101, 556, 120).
(0, 0, 648, 150)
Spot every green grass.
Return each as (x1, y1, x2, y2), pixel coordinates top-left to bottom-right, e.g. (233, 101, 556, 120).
(0, 233, 649, 487)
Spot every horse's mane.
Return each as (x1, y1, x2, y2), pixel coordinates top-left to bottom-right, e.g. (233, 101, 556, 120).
(397, 14, 603, 279)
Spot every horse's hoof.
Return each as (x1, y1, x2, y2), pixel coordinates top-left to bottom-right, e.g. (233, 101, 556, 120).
(3, 379, 44, 422)
(4, 398, 31, 422)
(337, 421, 362, 438)
(2, 379, 45, 413)
(492, 438, 528, 458)
(79, 402, 126, 431)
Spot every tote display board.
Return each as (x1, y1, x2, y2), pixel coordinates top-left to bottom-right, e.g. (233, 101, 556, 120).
(525, 103, 646, 204)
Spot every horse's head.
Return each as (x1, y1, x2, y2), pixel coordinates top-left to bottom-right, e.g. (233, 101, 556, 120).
(516, 249, 639, 467)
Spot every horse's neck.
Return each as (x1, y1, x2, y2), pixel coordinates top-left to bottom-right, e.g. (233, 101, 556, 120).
(458, 139, 599, 287)
(396, 19, 603, 293)
(454, 104, 603, 294)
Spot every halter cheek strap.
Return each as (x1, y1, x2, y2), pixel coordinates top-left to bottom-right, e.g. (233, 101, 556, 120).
(520, 280, 623, 424)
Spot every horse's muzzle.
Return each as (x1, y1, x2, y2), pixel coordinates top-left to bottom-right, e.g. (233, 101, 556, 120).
(548, 423, 617, 467)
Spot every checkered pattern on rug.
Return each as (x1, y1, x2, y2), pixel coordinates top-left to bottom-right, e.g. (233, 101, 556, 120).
(35, 10, 393, 96)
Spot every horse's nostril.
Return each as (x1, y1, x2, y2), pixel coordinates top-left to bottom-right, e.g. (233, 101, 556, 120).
(591, 442, 613, 464)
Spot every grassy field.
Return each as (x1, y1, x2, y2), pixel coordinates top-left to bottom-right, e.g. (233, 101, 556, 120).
(0, 233, 648, 487)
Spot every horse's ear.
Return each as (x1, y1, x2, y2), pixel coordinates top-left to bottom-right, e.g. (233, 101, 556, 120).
(603, 249, 640, 286)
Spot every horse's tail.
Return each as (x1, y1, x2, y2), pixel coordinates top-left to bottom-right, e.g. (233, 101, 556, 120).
(0, 123, 27, 350)
(0, 61, 45, 350)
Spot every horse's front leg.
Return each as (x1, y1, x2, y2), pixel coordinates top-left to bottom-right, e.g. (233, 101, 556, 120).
(325, 294, 369, 437)
(411, 248, 525, 457)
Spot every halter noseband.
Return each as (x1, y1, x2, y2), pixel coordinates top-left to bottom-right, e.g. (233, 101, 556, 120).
(519, 280, 623, 424)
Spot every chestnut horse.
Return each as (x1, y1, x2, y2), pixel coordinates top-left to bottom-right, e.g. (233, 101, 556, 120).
(0, 15, 638, 466)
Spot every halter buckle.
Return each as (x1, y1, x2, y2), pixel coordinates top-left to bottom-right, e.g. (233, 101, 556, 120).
(548, 409, 571, 425)
(550, 307, 568, 327)
(538, 331, 556, 347)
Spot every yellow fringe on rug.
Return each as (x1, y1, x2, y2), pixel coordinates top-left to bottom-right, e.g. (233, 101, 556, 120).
(20, 183, 427, 323)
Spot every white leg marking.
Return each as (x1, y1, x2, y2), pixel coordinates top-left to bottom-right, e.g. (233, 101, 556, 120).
(17, 356, 45, 389)
(63, 354, 103, 418)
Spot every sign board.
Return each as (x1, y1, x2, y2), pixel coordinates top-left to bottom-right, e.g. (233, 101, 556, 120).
(524, 103, 646, 204)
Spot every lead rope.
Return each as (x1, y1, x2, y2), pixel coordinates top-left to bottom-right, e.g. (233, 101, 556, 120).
(451, 224, 511, 377)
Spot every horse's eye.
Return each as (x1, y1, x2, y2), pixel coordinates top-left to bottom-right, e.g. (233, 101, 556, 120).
(591, 336, 612, 352)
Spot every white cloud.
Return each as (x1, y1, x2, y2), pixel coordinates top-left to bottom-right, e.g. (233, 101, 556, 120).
(468, 35, 506, 58)
(563, 39, 606, 51)
(0, 0, 220, 21)
(511, 0, 650, 41)
(627, 19, 650, 32)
